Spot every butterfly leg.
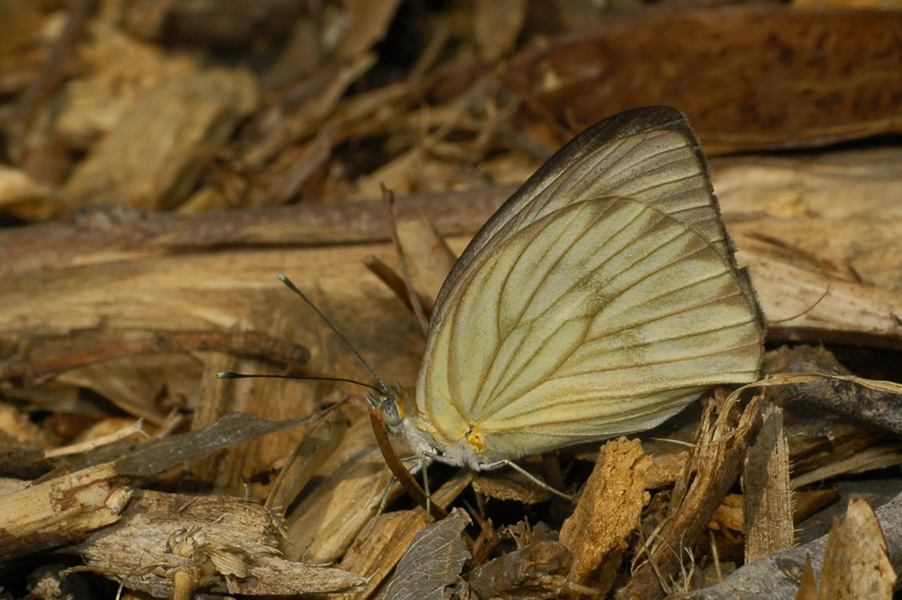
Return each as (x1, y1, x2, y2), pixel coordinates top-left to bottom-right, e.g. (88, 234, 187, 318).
(362, 473, 399, 540)
(483, 459, 574, 501)
(421, 458, 433, 522)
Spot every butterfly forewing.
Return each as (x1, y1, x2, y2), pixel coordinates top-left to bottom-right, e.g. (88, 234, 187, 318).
(413, 106, 765, 465)
(431, 107, 735, 320)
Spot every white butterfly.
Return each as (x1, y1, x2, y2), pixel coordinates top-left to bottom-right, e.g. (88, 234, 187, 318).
(375, 106, 765, 475)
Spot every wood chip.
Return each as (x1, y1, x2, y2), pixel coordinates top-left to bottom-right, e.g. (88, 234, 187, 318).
(0, 462, 131, 562)
(75, 489, 364, 596)
(560, 437, 651, 596)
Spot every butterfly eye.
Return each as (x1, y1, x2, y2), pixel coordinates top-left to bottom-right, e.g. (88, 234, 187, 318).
(378, 394, 405, 437)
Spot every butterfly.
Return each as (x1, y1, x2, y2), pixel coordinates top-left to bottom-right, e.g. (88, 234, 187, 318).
(371, 106, 765, 485)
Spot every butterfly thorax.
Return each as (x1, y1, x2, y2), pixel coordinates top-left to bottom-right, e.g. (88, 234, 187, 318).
(405, 414, 501, 471)
(378, 387, 496, 470)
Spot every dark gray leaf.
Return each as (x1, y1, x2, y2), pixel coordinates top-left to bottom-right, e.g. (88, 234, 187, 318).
(384, 508, 472, 600)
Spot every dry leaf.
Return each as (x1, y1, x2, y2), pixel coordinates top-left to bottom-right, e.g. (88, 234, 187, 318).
(383, 507, 471, 600)
(817, 498, 896, 599)
(509, 7, 902, 153)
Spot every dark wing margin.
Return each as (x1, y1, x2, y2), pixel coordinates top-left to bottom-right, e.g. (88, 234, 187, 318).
(431, 105, 764, 340)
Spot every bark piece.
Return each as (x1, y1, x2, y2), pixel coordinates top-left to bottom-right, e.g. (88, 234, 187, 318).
(467, 540, 571, 600)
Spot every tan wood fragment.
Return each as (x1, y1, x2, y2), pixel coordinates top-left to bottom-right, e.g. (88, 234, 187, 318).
(791, 445, 902, 489)
(796, 554, 818, 600)
(281, 412, 403, 562)
(76, 489, 364, 596)
(559, 438, 651, 597)
(182, 352, 238, 486)
(743, 403, 794, 563)
(710, 489, 839, 539)
(266, 405, 350, 511)
(43, 419, 147, 458)
(739, 249, 902, 350)
(60, 67, 258, 213)
(395, 214, 457, 314)
(0, 462, 131, 562)
(284, 445, 394, 563)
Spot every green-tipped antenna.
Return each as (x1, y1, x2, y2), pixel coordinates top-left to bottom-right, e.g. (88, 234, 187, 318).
(276, 273, 388, 394)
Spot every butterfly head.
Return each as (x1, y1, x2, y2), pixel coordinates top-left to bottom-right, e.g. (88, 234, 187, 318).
(366, 385, 408, 437)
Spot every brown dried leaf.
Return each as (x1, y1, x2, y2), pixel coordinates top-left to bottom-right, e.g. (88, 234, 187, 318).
(817, 498, 896, 599)
(115, 412, 316, 477)
(509, 7, 902, 153)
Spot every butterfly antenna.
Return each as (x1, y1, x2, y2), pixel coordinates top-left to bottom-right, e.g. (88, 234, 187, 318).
(278, 273, 388, 394)
(217, 371, 382, 394)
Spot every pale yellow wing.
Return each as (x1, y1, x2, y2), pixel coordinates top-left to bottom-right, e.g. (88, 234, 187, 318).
(417, 197, 762, 459)
(414, 107, 764, 462)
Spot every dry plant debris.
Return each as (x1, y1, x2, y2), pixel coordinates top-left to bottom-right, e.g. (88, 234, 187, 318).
(1, 0, 902, 598)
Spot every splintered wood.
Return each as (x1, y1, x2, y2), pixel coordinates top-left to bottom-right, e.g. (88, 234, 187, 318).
(622, 390, 765, 600)
(75, 490, 364, 597)
(743, 403, 794, 563)
(0, 462, 131, 562)
(559, 438, 651, 596)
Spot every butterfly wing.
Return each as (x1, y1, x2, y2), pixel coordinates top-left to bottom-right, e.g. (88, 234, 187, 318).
(414, 106, 765, 463)
(433, 106, 749, 315)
